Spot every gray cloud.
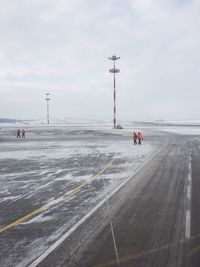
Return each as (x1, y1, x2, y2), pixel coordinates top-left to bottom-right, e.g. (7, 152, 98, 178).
(0, 0, 200, 121)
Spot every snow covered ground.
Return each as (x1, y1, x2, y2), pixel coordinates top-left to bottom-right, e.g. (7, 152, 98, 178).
(0, 121, 200, 266)
(0, 123, 162, 266)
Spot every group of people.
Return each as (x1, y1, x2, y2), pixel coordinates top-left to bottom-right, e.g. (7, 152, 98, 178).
(17, 129, 26, 138)
(133, 132, 143, 145)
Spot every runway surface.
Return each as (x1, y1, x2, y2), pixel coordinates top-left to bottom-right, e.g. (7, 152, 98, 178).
(1, 124, 200, 267)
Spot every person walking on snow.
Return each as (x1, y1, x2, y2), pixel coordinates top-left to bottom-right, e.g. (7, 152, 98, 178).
(17, 129, 21, 138)
(137, 132, 143, 145)
(133, 132, 138, 145)
(22, 129, 25, 138)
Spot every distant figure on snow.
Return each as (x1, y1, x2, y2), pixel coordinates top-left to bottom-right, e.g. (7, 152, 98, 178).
(133, 132, 138, 145)
(22, 129, 25, 138)
(17, 129, 21, 138)
(137, 132, 143, 145)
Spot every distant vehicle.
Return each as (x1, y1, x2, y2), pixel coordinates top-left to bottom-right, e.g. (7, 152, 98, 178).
(116, 124, 123, 129)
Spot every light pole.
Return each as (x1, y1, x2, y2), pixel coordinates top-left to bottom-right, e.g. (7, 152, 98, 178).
(45, 93, 50, 124)
(109, 55, 120, 129)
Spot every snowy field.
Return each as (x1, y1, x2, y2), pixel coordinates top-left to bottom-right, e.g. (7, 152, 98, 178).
(0, 122, 200, 266)
(0, 123, 160, 266)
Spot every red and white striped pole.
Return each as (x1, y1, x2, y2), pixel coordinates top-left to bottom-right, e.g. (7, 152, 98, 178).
(109, 55, 120, 129)
(113, 62, 116, 128)
(45, 93, 50, 124)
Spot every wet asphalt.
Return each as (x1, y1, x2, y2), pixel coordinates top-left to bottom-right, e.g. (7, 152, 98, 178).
(1, 126, 200, 267)
(0, 126, 160, 266)
(36, 136, 200, 267)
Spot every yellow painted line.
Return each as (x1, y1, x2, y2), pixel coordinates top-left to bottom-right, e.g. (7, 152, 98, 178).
(93, 232, 200, 267)
(63, 155, 116, 198)
(187, 245, 200, 258)
(186, 233, 200, 258)
(93, 243, 177, 267)
(0, 203, 48, 234)
(0, 155, 116, 234)
(189, 233, 200, 242)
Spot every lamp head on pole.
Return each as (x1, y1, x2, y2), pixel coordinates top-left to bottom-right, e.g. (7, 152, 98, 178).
(108, 55, 120, 61)
(45, 93, 50, 101)
(109, 68, 120, 73)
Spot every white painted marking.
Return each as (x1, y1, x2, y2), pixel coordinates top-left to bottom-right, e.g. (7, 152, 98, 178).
(185, 210, 191, 239)
(101, 173, 120, 266)
(188, 172, 192, 182)
(188, 157, 192, 182)
(185, 155, 192, 239)
(186, 184, 191, 201)
(29, 146, 166, 267)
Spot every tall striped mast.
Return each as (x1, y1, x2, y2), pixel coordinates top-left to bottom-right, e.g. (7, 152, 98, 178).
(109, 55, 120, 129)
(45, 93, 50, 124)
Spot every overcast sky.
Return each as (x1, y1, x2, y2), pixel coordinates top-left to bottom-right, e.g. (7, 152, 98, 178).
(0, 0, 200, 121)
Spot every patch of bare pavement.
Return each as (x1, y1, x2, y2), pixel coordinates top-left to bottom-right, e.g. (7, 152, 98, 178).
(35, 136, 200, 267)
(1, 124, 200, 266)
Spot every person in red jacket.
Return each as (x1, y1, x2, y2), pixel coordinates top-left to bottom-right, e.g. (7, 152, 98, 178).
(22, 129, 26, 138)
(137, 132, 143, 145)
(133, 132, 138, 145)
